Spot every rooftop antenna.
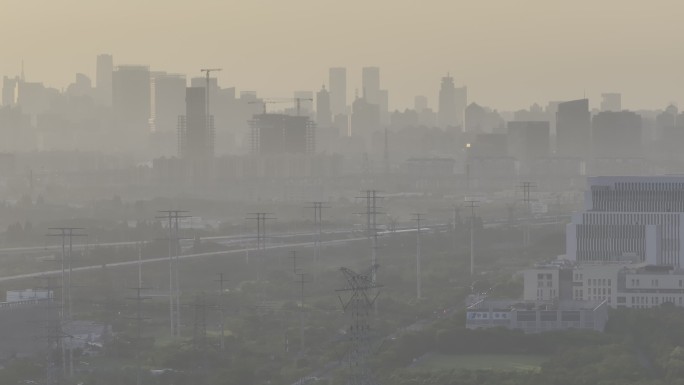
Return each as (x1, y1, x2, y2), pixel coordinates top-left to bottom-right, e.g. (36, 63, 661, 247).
(21, 59, 25, 81)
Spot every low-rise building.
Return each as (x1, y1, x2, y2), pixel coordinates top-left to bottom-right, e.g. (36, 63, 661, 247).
(466, 299, 608, 333)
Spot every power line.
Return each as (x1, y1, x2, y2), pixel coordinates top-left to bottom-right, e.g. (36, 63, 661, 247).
(336, 267, 382, 385)
(464, 200, 480, 279)
(245, 212, 276, 282)
(305, 202, 330, 277)
(412, 213, 425, 300)
(45, 227, 86, 322)
(156, 210, 191, 338)
(126, 285, 151, 385)
(215, 273, 229, 352)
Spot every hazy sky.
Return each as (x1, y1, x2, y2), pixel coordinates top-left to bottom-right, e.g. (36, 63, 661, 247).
(2, 0, 683, 111)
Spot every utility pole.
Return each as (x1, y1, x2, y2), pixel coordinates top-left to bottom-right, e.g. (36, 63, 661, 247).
(357, 190, 383, 314)
(306, 202, 329, 277)
(295, 272, 310, 354)
(383, 127, 390, 175)
(126, 285, 150, 385)
(46, 227, 86, 321)
(336, 267, 382, 385)
(519, 182, 536, 250)
(36, 276, 60, 385)
(464, 200, 480, 279)
(156, 210, 191, 338)
(215, 273, 229, 351)
(357, 190, 383, 285)
(412, 213, 425, 300)
(246, 213, 276, 280)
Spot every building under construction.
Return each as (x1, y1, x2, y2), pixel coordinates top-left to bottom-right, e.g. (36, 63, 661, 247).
(177, 87, 215, 184)
(249, 113, 315, 155)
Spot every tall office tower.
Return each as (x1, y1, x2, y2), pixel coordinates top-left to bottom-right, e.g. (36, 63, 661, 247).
(438, 74, 466, 129)
(2, 76, 19, 106)
(152, 73, 186, 132)
(96, 54, 113, 106)
(329, 67, 347, 117)
(178, 87, 214, 160)
(414, 95, 428, 112)
(378, 89, 389, 125)
(592, 111, 642, 157)
(362, 66, 380, 104)
(294, 91, 314, 115)
(556, 99, 590, 157)
(112, 65, 151, 132)
(351, 96, 380, 138)
(600, 93, 621, 112)
(438, 74, 456, 128)
(249, 114, 315, 154)
(507, 121, 550, 174)
(316, 85, 332, 126)
(566, 176, 684, 267)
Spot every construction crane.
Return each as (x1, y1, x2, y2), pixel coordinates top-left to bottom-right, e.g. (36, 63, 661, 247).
(200, 68, 222, 120)
(248, 97, 313, 116)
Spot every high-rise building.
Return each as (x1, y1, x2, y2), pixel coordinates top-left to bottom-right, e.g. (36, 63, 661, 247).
(351, 96, 379, 138)
(152, 73, 186, 132)
(361, 67, 380, 104)
(96, 54, 113, 106)
(112, 65, 151, 132)
(2, 76, 19, 107)
(378, 89, 389, 125)
(438, 74, 467, 129)
(316, 85, 332, 127)
(556, 99, 590, 157)
(566, 176, 684, 267)
(414, 95, 428, 112)
(329, 67, 347, 117)
(600, 93, 621, 112)
(507, 121, 550, 165)
(177, 87, 215, 184)
(592, 111, 642, 157)
(178, 87, 214, 160)
(249, 113, 315, 154)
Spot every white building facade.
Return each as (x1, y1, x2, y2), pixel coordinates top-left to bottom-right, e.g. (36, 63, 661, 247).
(566, 176, 684, 267)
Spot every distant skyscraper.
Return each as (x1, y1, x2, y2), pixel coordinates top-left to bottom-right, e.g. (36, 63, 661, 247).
(177, 87, 215, 184)
(378, 89, 389, 125)
(316, 85, 332, 126)
(250, 114, 315, 154)
(329, 67, 347, 117)
(96, 54, 113, 106)
(414, 95, 428, 112)
(2, 76, 19, 106)
(362, 67, 380, 104)
(507, 121, 551, 173)
(592, 110, 642, 157)
(438, 74, 467, 129)
(152, 73, 186, 132)
(351, 95, 380, 138)
(601, 93, 621, 112)
(556, 99, 590, 157)
(112, 65, 151, 132)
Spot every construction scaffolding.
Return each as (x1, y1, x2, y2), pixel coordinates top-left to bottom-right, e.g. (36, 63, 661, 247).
(249, 113, 316, 155)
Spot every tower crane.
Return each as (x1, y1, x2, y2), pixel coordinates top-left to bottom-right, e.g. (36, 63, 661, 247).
(200, 68, 222, 119)
(248, 97, 313, 116)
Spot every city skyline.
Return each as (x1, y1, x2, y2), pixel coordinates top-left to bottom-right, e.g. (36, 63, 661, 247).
(2, 0, 683, 110)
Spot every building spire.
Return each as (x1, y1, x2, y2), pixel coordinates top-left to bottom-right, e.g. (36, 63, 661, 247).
(21, 60, 25, 81)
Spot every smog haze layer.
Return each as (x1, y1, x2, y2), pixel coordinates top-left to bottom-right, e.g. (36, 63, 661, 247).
(2, 0, 682, 110)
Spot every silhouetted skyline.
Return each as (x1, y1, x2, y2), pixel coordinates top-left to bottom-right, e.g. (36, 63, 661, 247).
(2, 0, 683, 110)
